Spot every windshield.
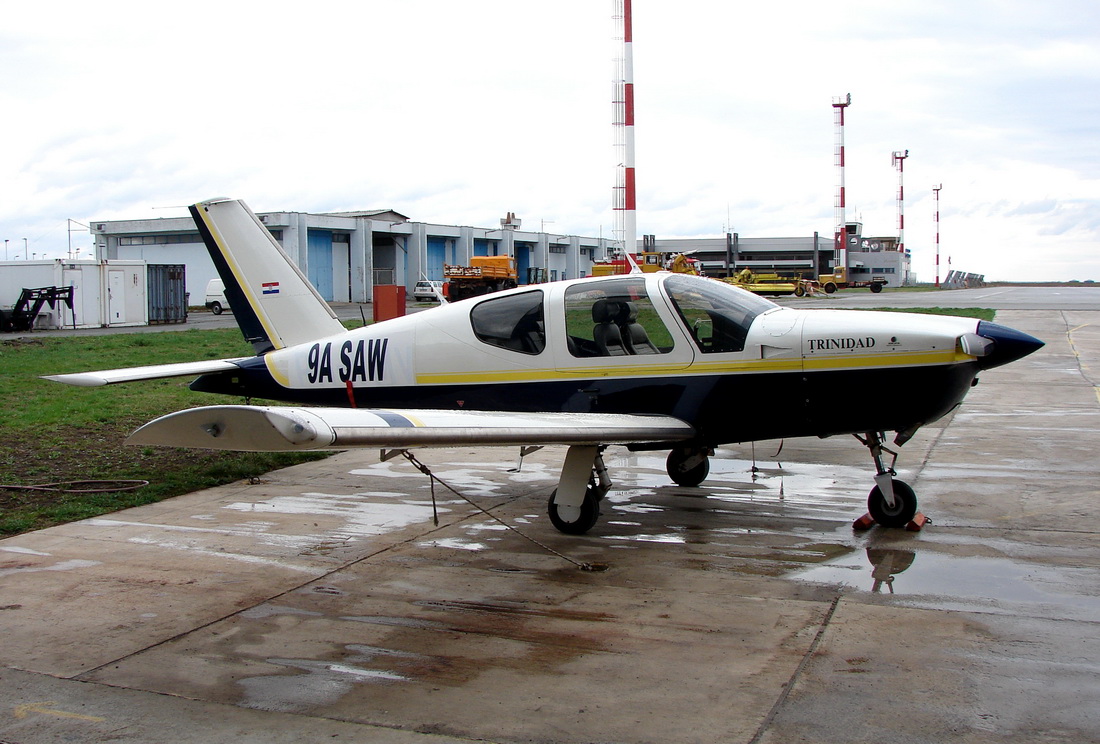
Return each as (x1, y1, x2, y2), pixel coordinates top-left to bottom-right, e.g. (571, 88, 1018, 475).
(663, 274, 777, 354)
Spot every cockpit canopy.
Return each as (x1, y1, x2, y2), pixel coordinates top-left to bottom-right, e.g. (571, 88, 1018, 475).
(468, 273, 779, 357)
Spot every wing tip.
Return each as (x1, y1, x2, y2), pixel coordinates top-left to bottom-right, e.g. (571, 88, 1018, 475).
(41, 373, 107, 387)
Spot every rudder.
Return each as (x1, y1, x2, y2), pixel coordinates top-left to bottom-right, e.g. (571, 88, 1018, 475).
(191, 198, 345, 353)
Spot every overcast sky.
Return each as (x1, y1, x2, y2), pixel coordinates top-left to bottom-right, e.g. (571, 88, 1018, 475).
(2, 1, 1097, 281)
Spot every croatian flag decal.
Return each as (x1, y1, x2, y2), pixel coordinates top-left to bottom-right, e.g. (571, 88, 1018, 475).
(262, 282, 280, 295)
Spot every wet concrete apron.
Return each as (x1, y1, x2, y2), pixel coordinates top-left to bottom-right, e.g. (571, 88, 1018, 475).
(1, 310, 1097, 743)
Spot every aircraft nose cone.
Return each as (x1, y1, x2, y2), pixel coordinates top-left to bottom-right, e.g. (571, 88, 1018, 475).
(975, 321, 1045, 369)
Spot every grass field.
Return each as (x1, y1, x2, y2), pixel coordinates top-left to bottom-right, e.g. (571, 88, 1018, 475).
(0, 329, 327, 535)
(0, 305, 995, 537)
(861, 307, 996, 321)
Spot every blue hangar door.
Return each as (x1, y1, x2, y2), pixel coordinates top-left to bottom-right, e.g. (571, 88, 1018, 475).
(515, 243, 531, 285)
(426, 237, 446, 281)
(308, 229, 334, 301)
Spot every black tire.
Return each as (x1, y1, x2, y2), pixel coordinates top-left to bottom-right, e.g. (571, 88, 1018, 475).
(210, 302, 223, 315)
(824, 283, 837, 294)
(870, 282, 883, 294)
(548, 486, 600, 535)
(794, 284, 806, 297)
(867, 479, 917, 528)
(666, 448, 710, 487)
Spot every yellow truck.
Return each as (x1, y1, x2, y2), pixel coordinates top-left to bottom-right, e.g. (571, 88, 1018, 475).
(817, 267, 886, 294)
(443, 256, 519, 301)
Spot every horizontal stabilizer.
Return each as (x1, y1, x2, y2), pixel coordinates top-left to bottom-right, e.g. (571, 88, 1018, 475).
(43, 358, 249, 387)
(127, 405, 696, 452)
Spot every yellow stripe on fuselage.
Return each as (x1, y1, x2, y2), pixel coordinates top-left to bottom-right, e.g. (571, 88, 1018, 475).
(416, 351, 974, 386)
(264, 354, 291, 386)
(803, 348, 968, 371)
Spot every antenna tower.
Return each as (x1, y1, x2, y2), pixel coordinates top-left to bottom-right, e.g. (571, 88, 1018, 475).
(832, 94, 851, 271)
(612, 0, 636, 257)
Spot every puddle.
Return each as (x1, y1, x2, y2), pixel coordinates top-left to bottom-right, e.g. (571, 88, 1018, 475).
(605, 532, 688, 545)
(790, 547, 1100, 620)
(240, 604, 324, 620)
(0, 557, 101, 577)
(424, 537, 488, 551)
(238, 644, 417, 713)
(223, 493, 444, 540)
(0, 546, 52, 556)
(616, 455, 871, 508)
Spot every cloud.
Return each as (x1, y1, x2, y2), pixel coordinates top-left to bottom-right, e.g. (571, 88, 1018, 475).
(1, 1, 1098, 279)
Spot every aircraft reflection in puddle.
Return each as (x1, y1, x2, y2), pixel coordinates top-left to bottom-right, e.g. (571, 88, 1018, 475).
(866, 548, 917, 593)
(789, 546, 918, 593)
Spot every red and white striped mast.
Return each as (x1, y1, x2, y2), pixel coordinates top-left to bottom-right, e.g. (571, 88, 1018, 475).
(832, 94, 851, 275)
(612, 0, 636, 259)
(892, 149, 909, 258)
(932, 183, 943, 287)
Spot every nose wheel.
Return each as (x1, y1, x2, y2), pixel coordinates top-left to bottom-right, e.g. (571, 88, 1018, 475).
(856, 432, 919, 528)
(867, 478, 917, 527)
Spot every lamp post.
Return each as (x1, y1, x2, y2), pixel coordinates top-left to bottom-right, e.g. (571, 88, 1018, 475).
(932, 184, 943, 288)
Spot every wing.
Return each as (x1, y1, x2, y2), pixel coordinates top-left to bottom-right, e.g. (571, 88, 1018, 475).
(127, 405, 696, 452)
(42, 358, 250, 387)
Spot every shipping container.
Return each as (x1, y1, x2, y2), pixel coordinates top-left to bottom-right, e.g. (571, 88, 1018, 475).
(147, 264, 187, 324)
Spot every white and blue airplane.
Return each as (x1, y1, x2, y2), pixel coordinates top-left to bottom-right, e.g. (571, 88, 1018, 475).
(46, 198, 1043, 534)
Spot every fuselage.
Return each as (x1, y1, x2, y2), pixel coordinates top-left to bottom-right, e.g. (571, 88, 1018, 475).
(192, 273, 1034, 446)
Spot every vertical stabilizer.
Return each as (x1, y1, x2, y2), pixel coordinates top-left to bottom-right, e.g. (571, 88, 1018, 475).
(191, 198, 345, 353)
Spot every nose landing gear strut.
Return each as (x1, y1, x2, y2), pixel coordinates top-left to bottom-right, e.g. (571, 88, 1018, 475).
(854, 431, 921, 529)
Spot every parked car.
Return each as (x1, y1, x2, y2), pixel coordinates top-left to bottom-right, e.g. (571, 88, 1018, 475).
(205, 279, 230, 314)
(413, 280, 444, 302)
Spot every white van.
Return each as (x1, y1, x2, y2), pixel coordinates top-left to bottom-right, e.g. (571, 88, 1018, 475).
(413, 280, 444, 302)
(204, 279, 230, 315)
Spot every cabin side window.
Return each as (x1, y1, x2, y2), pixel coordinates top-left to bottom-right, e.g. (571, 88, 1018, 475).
(564, 278, 675, 358)
(664, 274, 776, 354)
(470, 290, 546, 355)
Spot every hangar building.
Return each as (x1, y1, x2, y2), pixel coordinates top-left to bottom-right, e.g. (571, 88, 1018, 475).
(89, 206, 914, 308)
(91, 206, 612, 304)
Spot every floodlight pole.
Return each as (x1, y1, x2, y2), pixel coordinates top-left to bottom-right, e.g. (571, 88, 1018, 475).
(932, 184, 943, 287)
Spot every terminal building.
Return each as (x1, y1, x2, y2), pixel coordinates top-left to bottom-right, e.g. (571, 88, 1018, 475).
(649, 222, 913, 286)
(88, 205, 913, 307)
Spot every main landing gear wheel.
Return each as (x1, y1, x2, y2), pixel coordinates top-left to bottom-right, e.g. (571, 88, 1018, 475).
(666, 447, 710, 487)
(867, 479, 917, 528)
(547, 485, 601, 535)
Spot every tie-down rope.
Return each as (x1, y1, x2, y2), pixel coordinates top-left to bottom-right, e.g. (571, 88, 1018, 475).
(399, 450, 606, 572)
